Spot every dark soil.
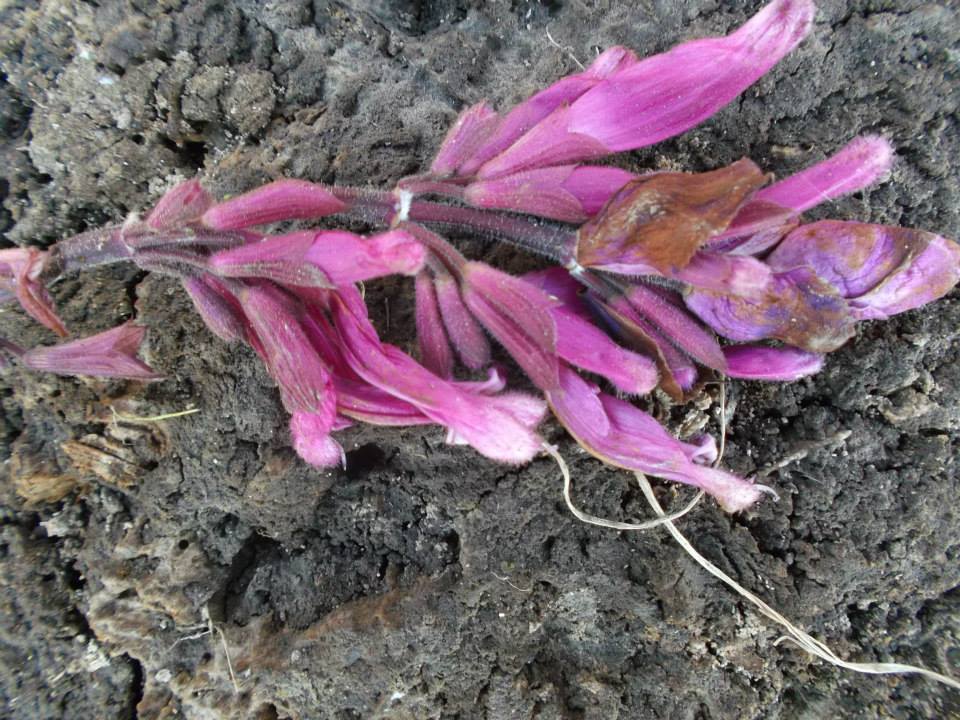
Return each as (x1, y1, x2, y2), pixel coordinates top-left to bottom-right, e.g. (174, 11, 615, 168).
(1, 1, 958, 718)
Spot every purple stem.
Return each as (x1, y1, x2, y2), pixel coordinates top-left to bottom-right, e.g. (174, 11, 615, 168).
(332, 186, 576, 263)
(42, 226, 132, 281)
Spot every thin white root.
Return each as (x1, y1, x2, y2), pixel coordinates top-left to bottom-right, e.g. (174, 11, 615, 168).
(207, 612, 240, 694)
(543, 443, 704, 531)
(633, 471, 960, 691)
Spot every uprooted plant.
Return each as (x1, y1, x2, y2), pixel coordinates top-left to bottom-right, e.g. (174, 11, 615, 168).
(2, 0, 958, 691)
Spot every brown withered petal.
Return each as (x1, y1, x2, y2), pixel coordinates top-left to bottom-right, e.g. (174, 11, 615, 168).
(685, 267, 858, 353)
(576, 159, 769, 273)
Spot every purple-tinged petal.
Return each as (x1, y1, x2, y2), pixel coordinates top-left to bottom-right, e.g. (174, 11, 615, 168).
(461, 261, 560, 391)
(0, 248, 68, 337)
(290, 410, 345, 468)
(722, 344, 823, 381)
(459, 46, 639, 177)
(672, 252, 773, 296)
(547, 367, 763, 512)
(146, 179, 214, 229)
(201, 179, 346, 230)
(464, 165, 636, 223)
(415, 271, 454, 378)
(685, 267, 857, 353)
(685, 434, 718, 466)
(236, 282, 336, 417)
(601, 295, 699, 397)
(550, 304, 659, 395)
(21, 322, 162, 380)
(182, 275, 247, 343)
(330, 290, 545, 464)
(335, 376, 433, 426)
(767, 221, 960, 319)
(430, 102, 500, 177)
(480, 0, 814, 178)
(624, 284, 727, 371)
(522, 268, 659, 394)
(434, 271, 491, 371)
(852, 233, 960, 320)
(754, 135, 894, 214)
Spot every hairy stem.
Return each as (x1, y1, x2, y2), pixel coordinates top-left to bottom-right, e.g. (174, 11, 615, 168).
(332, 186, 577, 263)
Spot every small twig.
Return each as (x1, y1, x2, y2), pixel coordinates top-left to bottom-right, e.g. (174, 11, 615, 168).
(491, 572, 533, 593)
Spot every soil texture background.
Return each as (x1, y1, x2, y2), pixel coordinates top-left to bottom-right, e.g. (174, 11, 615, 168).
(0, 1, 958, 718)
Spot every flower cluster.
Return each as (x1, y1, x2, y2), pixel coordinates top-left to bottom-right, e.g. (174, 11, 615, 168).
(2, 0, 958, 513)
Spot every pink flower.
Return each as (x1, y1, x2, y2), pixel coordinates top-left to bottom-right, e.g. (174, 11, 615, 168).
(19, 322, 161, 380)
(329, 286, 547, 464)
(0, 247, 67, 337)
(433, 0, 814, 184)
(201, 179, 346, 230)
(209, 229, 426, 287)
(547, 366, 765, 512)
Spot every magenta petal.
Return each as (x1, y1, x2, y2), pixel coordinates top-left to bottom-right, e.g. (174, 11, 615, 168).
(182, 275, 247, 342)
(209, 231, 332, 286)
(237, 282, 336, 417)
(465, 165, 635, 222)
(146, 179, 214, 229)
(415, 271, 454, 378)
(305, 230, 426, 282)
(201, 179, 346, 230)
(434, 272, 491, 371)
(481, 0, 814, 178)
(548, 367, 763, 512)
(331, 290, 545, 464)
(430, 102, 500, 177)
(551, 305, 658, 395)
(755, 135, 894, 214)
(723, 345, 824, 381)
(335, 376, 434, 426)
(465, 166, 583, 221)
(460, 46, 638, 177)
(461, 262, 560, 391)
(290, 410, 344, 468)
(523, 267, 586, 310)
(21, 322, 162, 380)
(624, 284, 727, 371)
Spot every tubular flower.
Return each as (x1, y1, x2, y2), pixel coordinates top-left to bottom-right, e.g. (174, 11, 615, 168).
(17, 322, 161, 380)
